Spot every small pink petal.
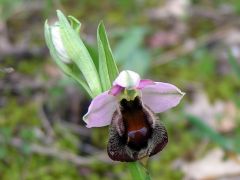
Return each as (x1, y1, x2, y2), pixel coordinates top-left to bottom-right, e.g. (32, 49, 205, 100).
(108, 85, 124, 96)
(141, 82, 185, 113)
(137, 79, 155, 89)
(83, 91, 118, 128)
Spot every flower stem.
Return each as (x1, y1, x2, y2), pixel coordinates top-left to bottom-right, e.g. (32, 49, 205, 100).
(128, 162, 152, 180)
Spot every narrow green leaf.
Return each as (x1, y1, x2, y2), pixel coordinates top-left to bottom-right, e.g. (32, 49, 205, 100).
(128, 162, 152, 180)
(97, 23, 111, 91)
(123, 49, 150, 75)
(113, 27, 149, 75)
(86, 43, 99, 68)
(44, 20, 93, 97)
(227, 49, 240, 79)
(68, 15, 81, 33)
(97, 22, 119, 89)
(57, 10, 102, 97)
(186, 115, 236, 152)
(114, 27, 147, 63)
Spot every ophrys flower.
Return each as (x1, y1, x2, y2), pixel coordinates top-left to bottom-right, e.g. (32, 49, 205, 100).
(83, 70, 185, 162)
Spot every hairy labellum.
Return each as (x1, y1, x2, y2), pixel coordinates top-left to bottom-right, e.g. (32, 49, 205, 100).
(107, 96, 168, 162)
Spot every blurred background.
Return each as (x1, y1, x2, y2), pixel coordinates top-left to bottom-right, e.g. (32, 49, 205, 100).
(0, 0, 240, 179)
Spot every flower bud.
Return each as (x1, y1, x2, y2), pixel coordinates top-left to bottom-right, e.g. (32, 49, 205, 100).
(50, 23, 71, 63)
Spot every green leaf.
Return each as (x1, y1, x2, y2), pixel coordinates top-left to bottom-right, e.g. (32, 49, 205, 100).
(113, 27, 150, 75)
(57, 10, 102, 97)
(97, 22, 119, 91)
(227, 49, 240, 79)
(68, 15, 81, 33)
(86, 43, 99, 68)
(44, 20, 93, 97)
(128, 162, 152, 180)
(114, 27, 147, 62)
(123, 49, 150, 75)
(186, 115, 237, 152)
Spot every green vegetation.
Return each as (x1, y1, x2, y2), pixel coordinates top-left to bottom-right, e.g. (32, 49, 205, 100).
(1, 0, 240, 179)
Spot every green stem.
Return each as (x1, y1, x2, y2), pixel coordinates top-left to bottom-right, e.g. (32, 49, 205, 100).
(128, 162, 152, 180)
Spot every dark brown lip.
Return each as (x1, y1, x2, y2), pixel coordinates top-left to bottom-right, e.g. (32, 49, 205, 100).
(121, 98, 152, 151)
(107, 96, 168, 162)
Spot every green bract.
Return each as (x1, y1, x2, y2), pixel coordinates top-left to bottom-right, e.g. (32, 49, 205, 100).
(97, 22, 119, 91)
(44, 10, 118, 98)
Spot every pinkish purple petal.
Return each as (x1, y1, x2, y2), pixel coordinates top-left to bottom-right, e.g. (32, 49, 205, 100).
(137, 79, 155, 89)
(83, 91, 118, 128)
(108, 85, 124, 96)
(141, 82, 185, 113)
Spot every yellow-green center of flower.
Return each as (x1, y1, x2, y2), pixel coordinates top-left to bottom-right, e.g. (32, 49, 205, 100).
(118, 89, 139, 102)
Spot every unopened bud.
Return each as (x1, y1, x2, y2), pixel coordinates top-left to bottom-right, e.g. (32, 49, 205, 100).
(50, 23, 71, 63)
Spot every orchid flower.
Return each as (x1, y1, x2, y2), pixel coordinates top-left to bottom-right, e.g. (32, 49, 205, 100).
(83, 70, 185, 162)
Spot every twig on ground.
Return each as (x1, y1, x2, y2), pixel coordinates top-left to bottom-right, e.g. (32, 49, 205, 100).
(38, 105, 55, 143)
(59, 121, 91, 137)
(0, 135, 114, 166)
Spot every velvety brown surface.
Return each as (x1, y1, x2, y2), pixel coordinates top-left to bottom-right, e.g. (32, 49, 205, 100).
(122, 109, 151, 151)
